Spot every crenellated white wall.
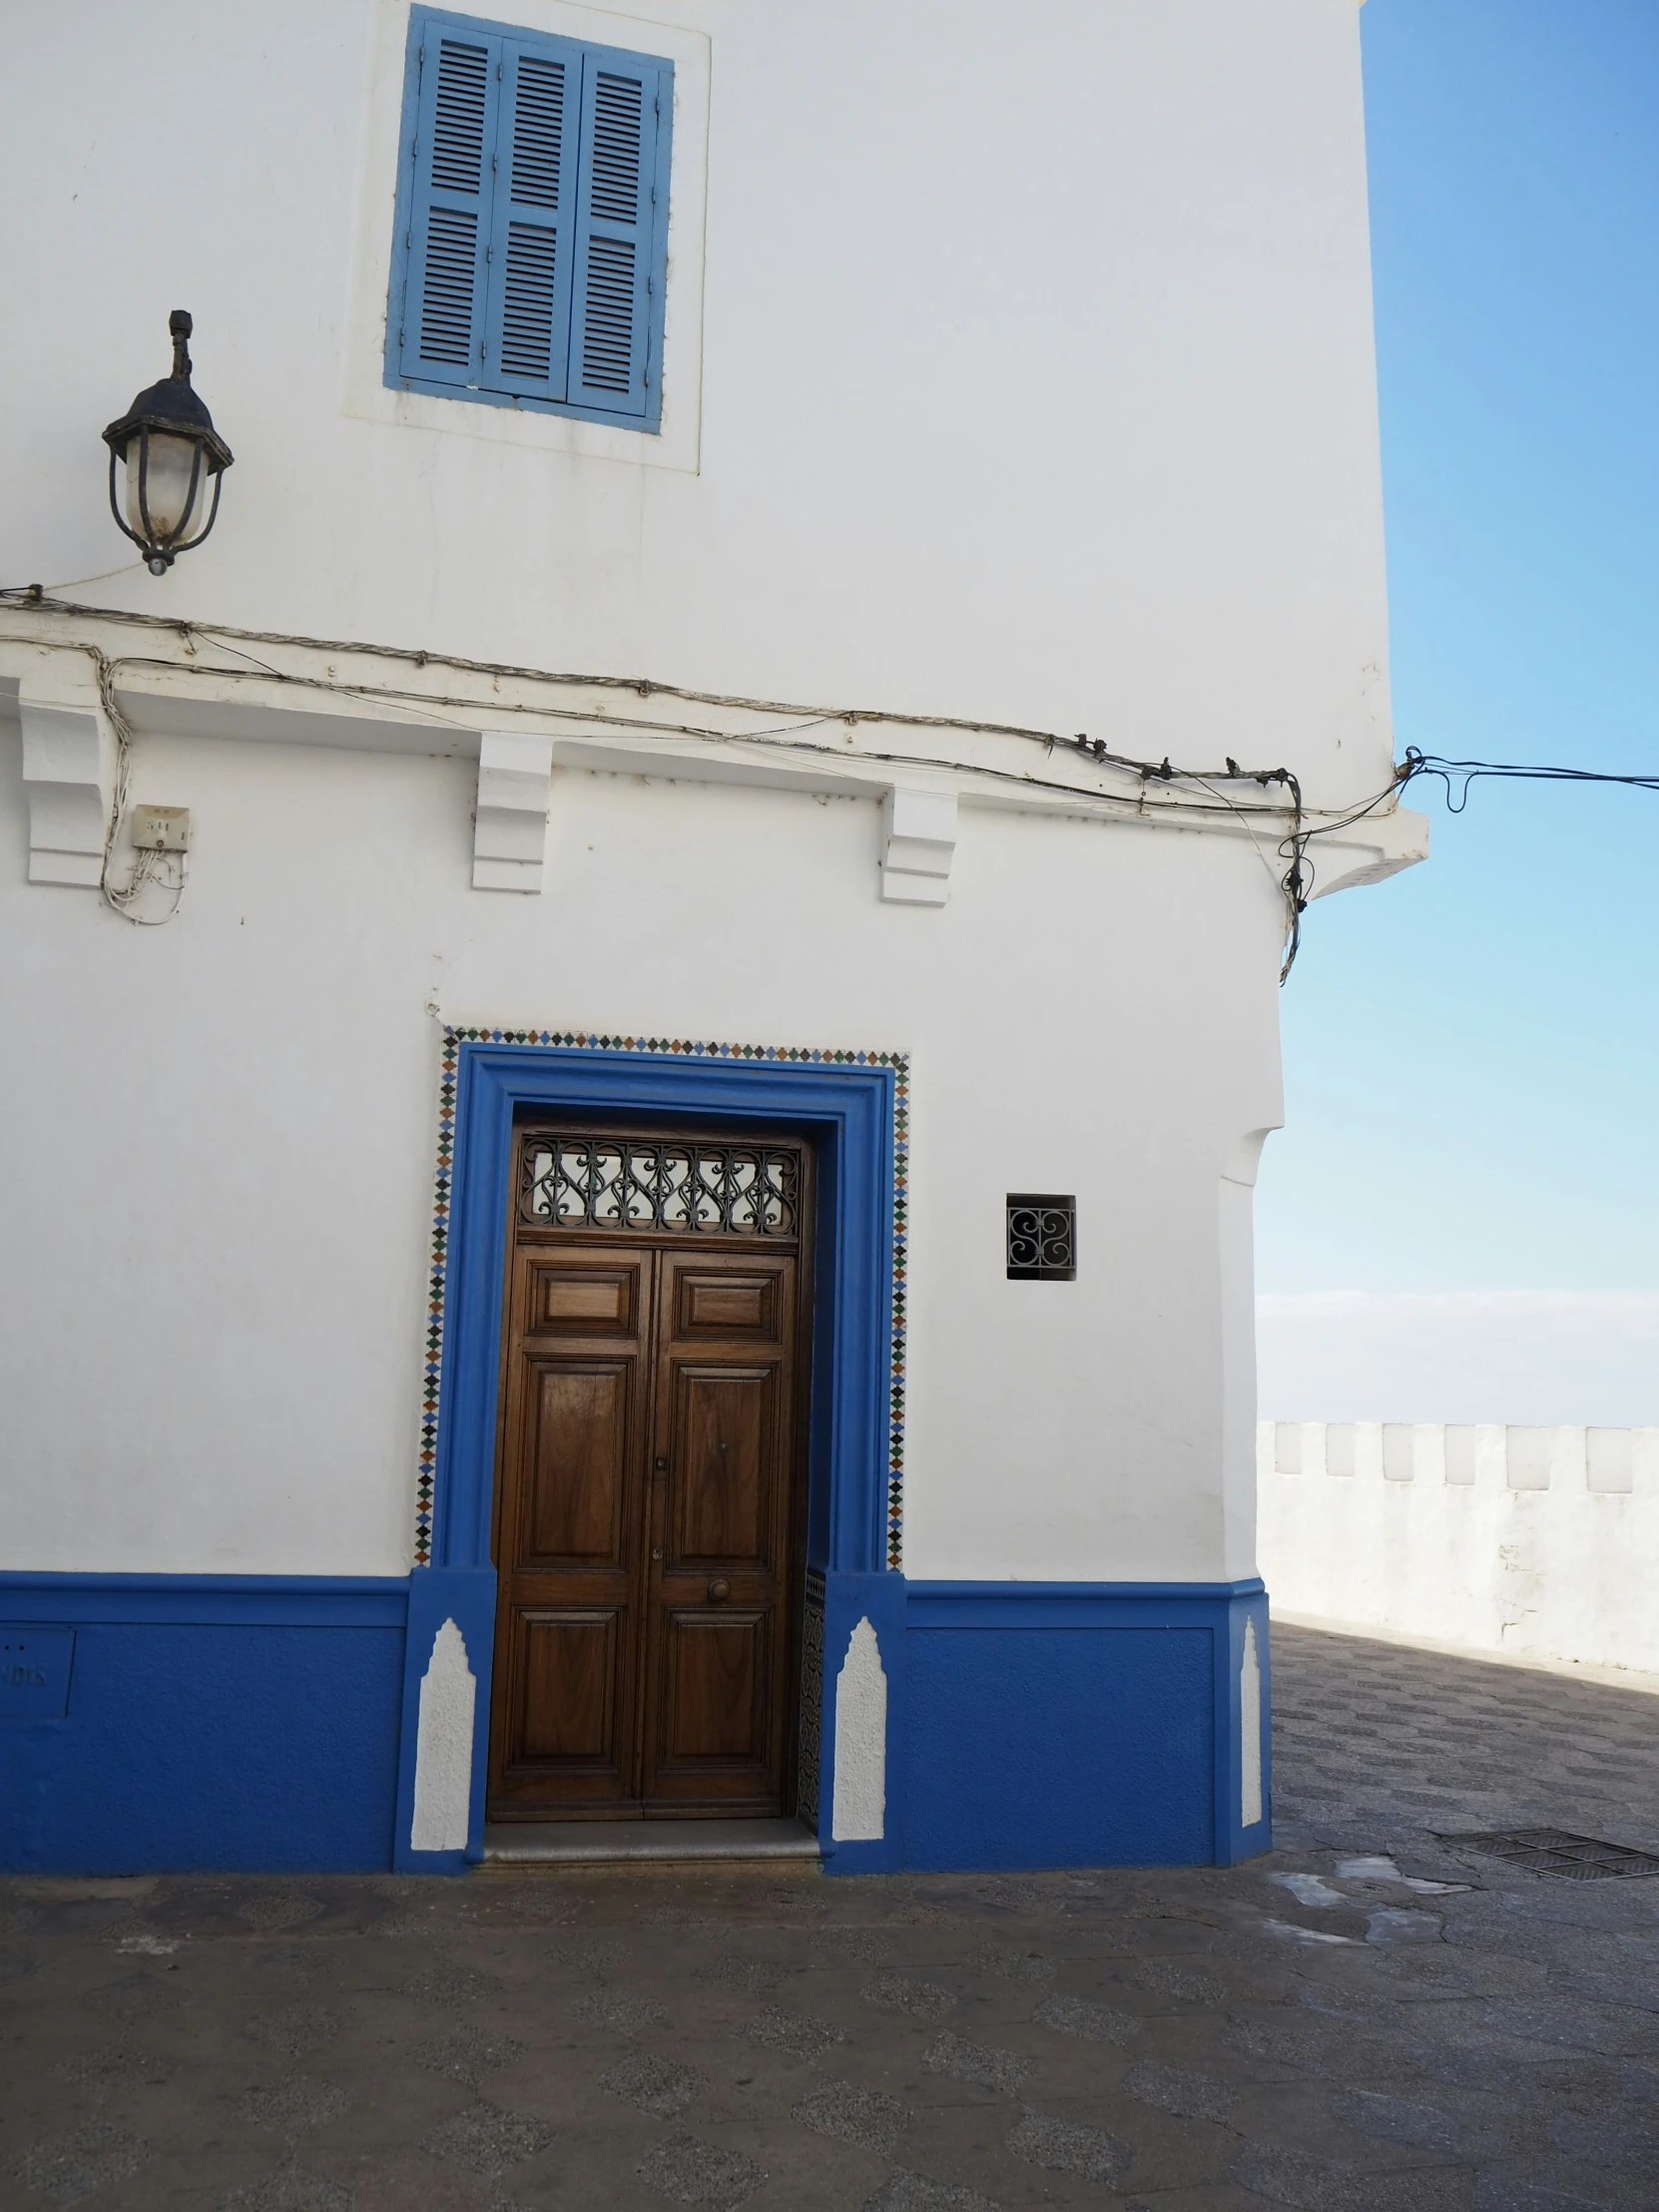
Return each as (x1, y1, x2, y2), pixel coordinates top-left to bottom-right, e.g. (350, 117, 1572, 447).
(1260, 1421, 1659, 1674)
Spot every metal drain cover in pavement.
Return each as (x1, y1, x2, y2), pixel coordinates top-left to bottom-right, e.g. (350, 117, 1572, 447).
(1437, 1828, 1659, 1880)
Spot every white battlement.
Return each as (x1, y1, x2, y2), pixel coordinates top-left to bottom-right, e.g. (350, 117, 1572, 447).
(1260, 1421, 1659, 1675)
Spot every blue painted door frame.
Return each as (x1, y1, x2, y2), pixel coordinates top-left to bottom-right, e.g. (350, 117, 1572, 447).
(393, 1039, 899, 1870)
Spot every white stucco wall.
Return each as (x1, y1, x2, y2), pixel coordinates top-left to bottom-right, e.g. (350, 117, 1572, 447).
(1260, 1422, 1659, 1675)
(0, 0, 1392, 813)
(0, 726, 1285, 1580)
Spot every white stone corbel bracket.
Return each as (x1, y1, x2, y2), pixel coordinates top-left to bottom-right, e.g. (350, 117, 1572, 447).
(880, 786, 957, 905)
(20, 674, 114, 888)
(473, 731, 554, 892)
(1306, 806, 1429, 900)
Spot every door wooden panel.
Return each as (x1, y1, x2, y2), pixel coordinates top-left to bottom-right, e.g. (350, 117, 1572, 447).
(671, 1369, 776, 1563)
(523, 1363, 630, 1562)
(676, 1271, 777, 1337)
(657, 1611, 768, 1764)
(515, 1611, 619, 1762)
(489, 1139, 809, 1823)
(534, 1264, 635, 1334)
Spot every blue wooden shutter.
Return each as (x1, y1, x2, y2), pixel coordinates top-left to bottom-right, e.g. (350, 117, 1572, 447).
(481, 37, 578, 401)
(398, 19, 502, 386)
(567, 50, 666, 419)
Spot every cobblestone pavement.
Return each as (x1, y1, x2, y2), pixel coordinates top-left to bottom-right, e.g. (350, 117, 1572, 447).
(6, 1622, 1659, 2212)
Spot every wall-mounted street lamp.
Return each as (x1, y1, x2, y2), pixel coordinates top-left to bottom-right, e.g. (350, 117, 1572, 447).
(103, 310, 234, 575)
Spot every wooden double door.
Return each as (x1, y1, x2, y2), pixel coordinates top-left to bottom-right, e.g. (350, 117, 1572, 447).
(487, 1124, 811, 1821)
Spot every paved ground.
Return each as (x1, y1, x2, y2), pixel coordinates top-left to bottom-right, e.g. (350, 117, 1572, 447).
(7, 1621, 1659, 2212)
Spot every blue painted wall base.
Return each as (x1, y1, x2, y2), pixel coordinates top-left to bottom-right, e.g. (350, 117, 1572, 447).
(0, 1576, 408, 1875)
(1, 1571, 1270, 1876)
(817, 1574, 1271, 1875)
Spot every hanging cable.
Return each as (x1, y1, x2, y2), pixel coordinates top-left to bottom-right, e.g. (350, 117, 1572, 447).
(1396, 747, 1659, 812)
(0, 566, 145, 600)
(90, 649, 186, 925)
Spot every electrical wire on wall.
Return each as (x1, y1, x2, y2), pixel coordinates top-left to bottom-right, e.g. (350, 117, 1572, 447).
(1, 585, 1448, 969)
(92, 649, 188, 926)
(1262, 744, 1659, 977)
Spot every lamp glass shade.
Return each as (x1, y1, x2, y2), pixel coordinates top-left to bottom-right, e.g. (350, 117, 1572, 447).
(124, 431, 210, 545)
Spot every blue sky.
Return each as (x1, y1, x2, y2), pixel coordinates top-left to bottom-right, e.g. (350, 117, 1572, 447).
(1255, 0, 1659, 1420)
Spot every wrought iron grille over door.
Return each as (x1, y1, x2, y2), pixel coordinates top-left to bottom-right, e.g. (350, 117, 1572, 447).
(521, 1134, 799, 1238)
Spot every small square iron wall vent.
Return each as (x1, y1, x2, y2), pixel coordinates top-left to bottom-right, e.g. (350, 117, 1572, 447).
(1436, 1828, 1659, 1880)
(1006, 1194, 1076, 1281)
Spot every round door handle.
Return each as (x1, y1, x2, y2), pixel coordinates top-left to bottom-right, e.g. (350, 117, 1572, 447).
(707, 1578, 731, 1603)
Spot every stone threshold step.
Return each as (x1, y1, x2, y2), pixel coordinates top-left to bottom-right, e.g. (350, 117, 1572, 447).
(481, 1818, 822, 1868)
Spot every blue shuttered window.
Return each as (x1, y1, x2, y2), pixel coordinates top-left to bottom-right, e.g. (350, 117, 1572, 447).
(388, 8, 672, 430)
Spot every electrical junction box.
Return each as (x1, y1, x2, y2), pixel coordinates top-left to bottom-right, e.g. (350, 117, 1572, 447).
(132, 805, 191, 852)
(0, 1627, 75, 1720)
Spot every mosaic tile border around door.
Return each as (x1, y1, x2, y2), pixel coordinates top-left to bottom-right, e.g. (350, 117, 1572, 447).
(416, 1026, 910, 1569)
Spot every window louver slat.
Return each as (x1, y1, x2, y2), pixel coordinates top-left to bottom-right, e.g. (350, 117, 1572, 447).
(430, 39, 489, 193)
(509, 55, 566, 209)
(589, 73, 643, 222)
(499, 225, 558, 378)
(417, 209, 480, 363)
(579, 238, 637, 392)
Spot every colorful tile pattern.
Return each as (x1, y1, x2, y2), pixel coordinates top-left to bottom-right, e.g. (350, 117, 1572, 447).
(797, 1567, 827, 1830)
(416, 1027, 909, 1569)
